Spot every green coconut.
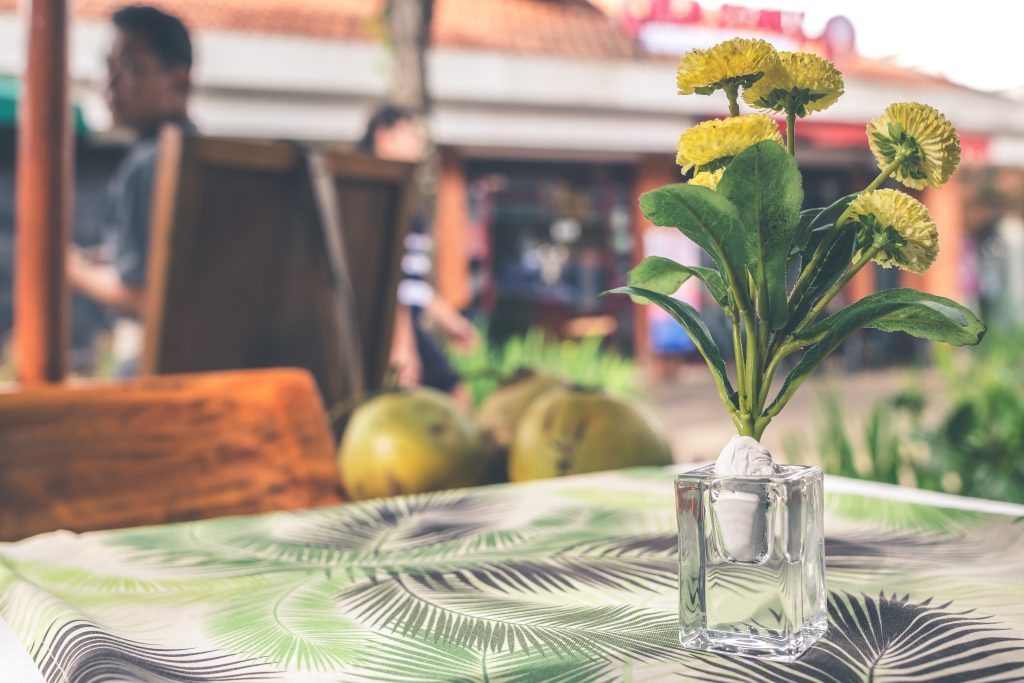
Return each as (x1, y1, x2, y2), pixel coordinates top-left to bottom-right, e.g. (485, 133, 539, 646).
(338, 388, 491, 500)
(508, 387, 672, 481)
(476, 370, 566, 449)
(475, 370, 565, 484)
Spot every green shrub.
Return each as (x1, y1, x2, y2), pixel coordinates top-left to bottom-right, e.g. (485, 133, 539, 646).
(919, 333, 1024, 501)
(784, 393, 913, 486)
(786, 328, 1024, 503)
(447, 328, 638, 407)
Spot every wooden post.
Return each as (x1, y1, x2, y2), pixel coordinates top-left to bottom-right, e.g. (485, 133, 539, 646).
(14, 0, 72, 384)
(435, 147, 470, 309)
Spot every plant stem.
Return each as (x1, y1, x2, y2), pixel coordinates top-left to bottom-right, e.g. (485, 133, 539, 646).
(750, 157, 903, 440)
(733, 315, 747, 415)
(753, 415, 770, 440)
(717, 256, 757, 434)
(730, 283, 758, 436)
(787, 156, 905, 312)
(754, 282, 771, 421)
(832, 157, 903, 228)
(797, 244, 882, 333)
(744, 314, 759, 436)
(763, 245, 885, 422)
(756, 342, 790, 417)
(786, 110, 796, 157)
(745, 273, 761, 426)
(725, 84, 740, 117)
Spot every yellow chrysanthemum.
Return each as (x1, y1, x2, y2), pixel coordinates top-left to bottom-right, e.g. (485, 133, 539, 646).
(743, 51, 844, 116)
(848, 189, 939, 273)
(676, 114, 784, 174)
(677, 38, 779, 96)
(867, 102, 961, 190)
(688, 168, 725, 190)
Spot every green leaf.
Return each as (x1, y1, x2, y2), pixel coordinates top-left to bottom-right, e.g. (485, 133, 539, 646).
(770, 289, 986, 414)
(792, 193, 857, 256)
(826, 493, 983, 534)
(625, 256, 730, 309)
(638, 184, 749, 308)
(788, 224, 857, 328)
(792, 209, 820, 257)
(799, 223, 834, 263)
(604, 286, 737, 409)
(863, 296, 985, 345)
(342, 577, 681, 662)
(207, 575, 371, 672)
(717, 140, 803, 330)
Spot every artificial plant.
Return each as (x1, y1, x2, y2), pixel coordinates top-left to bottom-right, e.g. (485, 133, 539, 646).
(605, 38, 985, 440)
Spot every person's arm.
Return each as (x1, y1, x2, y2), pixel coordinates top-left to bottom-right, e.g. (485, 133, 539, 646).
(67, 247, 144, 313)
(389, 304, 421, 387)
(424, 297, 477, 351)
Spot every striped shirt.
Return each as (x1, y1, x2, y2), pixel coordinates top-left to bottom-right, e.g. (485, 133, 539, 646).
(397, 216, 436, 309)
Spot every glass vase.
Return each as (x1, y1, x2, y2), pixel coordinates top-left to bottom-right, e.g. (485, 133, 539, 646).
(675, 464, 827, 661)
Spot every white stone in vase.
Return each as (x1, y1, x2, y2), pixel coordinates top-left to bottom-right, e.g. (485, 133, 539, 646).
(714, 436, 776, 562)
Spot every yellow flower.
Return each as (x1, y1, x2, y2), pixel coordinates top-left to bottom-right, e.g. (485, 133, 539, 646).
(867, 102, 960, 190)
(677, 38, 779, 96)
(743, 51, 844, 116)
(848, 189, 939, 273)
(688, 168, 725, 190)
(676, 114, 784, 174)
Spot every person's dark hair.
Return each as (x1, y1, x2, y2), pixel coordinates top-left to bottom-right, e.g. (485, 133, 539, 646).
(357, 104, 419, 155)
(112, 6, 192, 69)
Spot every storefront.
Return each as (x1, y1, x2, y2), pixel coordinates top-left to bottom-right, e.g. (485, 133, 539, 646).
(4, 0, 1022, 365)
(458, 158, 635, 348)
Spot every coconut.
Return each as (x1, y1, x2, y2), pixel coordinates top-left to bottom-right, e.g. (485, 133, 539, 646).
(477, 371, 565, 447)
(508, 387, 672, 481)
(338, 388, 491, 500)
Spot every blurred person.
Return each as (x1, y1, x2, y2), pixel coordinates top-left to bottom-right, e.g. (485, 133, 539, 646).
(67, 6, 195, 377)
(358, 105, 475, 401)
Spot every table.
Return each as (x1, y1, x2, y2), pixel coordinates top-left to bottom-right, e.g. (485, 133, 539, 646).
(1, 467, 1023, 682)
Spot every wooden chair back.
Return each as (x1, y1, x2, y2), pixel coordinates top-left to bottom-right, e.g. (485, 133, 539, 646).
(0, 368, 342, 541)
(141, 129, 414, 412)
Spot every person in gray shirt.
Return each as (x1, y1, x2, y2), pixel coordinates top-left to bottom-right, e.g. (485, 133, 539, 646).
(67, 6, 194, 376)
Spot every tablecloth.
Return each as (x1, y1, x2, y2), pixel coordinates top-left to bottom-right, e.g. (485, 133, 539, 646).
(1, 467, 1023, 682)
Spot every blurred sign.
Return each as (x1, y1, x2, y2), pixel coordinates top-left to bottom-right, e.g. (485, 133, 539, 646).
(618, 0, 703, 35)
(960, 134, 991, 166)
(621, 1, 806, 55)
(718, 4, 804, 37)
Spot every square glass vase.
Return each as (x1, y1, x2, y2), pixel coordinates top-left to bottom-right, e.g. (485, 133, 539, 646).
(675, 464, 827, 661)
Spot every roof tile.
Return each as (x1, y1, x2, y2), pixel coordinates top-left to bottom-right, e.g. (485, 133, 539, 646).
(0, 0, 632, 60)
(0, 0, 956, 85)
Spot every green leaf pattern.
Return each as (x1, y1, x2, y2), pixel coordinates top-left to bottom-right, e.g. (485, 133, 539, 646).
(0, 468, 1022, 681)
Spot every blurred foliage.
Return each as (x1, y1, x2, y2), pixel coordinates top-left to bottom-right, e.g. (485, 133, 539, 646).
(918, 330, 1024, 502)
(447, 327, 638, 408)
(783, 393, 916, 486)
(785, 327, 1024, 504)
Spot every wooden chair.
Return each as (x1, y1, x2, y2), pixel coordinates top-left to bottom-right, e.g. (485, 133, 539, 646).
(141, 129, 414, 414)
(0, 368, 343, 541)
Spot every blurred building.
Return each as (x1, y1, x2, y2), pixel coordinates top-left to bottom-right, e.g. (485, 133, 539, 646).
(1, 0, 1022, 360)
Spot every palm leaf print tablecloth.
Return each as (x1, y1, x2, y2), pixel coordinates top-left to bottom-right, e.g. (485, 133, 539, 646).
(1, 467, 1023, 682)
